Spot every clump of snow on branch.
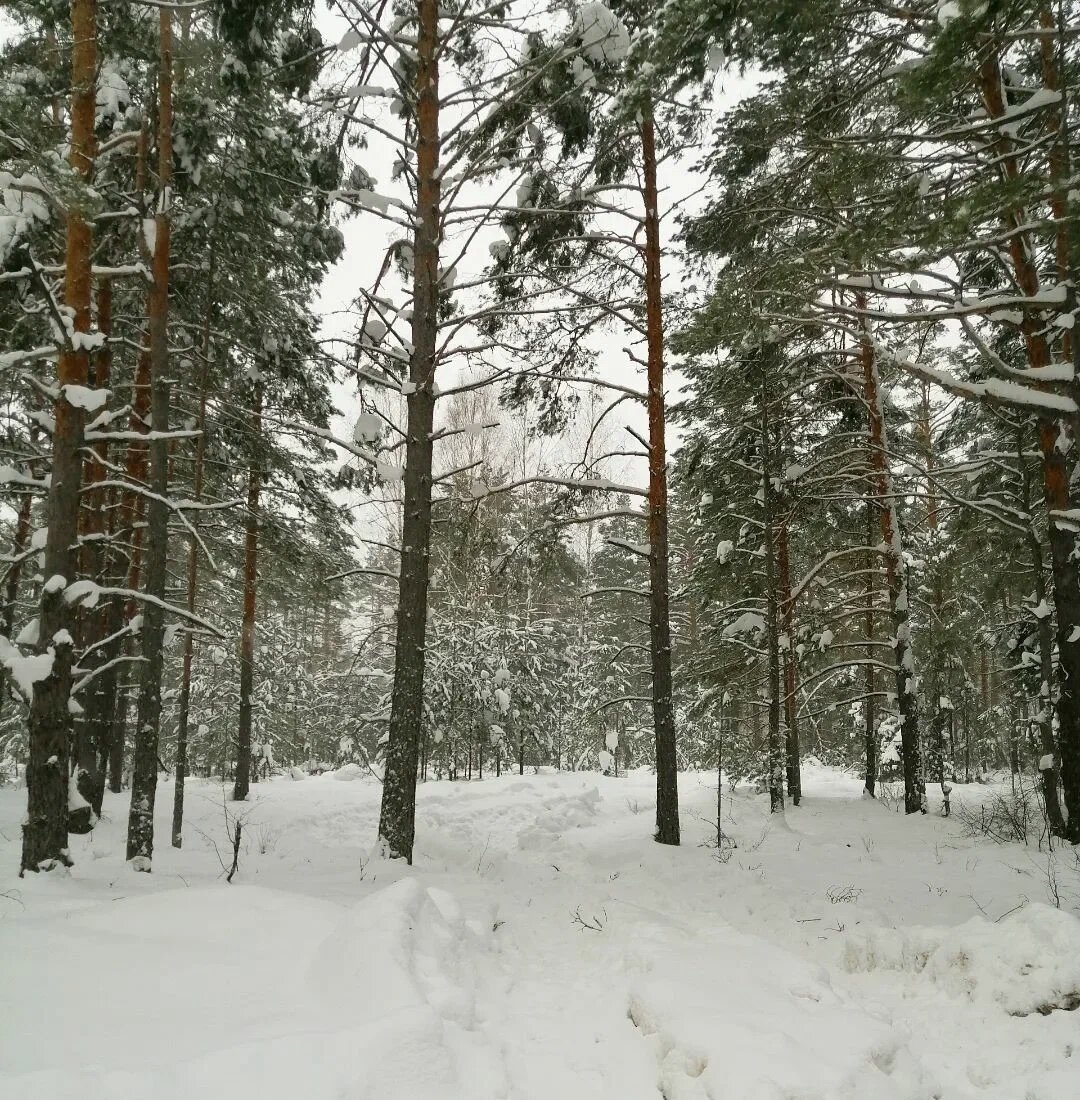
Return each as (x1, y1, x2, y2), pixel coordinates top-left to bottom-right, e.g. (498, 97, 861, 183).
(352, 412, 382, 444)
(572, 3, 630, 64)
(96, 61, 130, 124)
(0, 634, 55, 701)
(0, 172, 50, 267)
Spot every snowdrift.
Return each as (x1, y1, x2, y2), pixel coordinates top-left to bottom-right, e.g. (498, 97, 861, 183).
(843, 902, 1080, 1015)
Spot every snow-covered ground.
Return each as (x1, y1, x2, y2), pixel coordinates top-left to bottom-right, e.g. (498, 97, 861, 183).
(1, 765, 1078, 1099)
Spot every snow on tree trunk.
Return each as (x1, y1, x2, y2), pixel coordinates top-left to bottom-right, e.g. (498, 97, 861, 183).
(234, 381, 262, 803)
(1, 477, 34, 728)
(1031, 532, 1066, 835)
(20, 0, 97, 874)
(127, 10, 174, 870)
(759, 352, 785, 814)
(1015, 432, 1068, 836)
(70, 277, 113, 829)
(173, 284, 213, 845)
(1032, 11, 1072, 838)
(110, 229, 154, 799)
(776, 477, 801, 806)
(863, 500, 877, 797)
(858, 301, 924, 815)
(977, 50, 1080, 841)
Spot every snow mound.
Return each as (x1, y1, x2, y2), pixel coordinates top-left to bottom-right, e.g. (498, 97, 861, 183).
(2, 878, 502, 1099)
(306, 878, 507, 1097)
(517, 785, 600, 849)
(626, 921, 926, 1099)
(331, 762, 365, 781)
(843, 903, 1080, 1015)
(313, 878, 486, 1023)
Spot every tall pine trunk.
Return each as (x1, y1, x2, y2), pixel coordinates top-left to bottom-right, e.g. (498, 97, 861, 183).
(863, 499, 877, 796)
(921, 386, 950, 815)
(126, 10, 173, 869)
(69, 278, 113, 830)
(87, 281, 116, 813)
(173, 280, 214, 844)
(641, 106, 680, 845)
(1020, 441, 1067, 834)
(759, 354, 785, 813)
(234, 382, 262, 802)
(979, 49, 1080, 840)
(857, 299, 924, 814)
(108, 130, 153, 795)
(377, 0, 441, 863)
(776, 506, 801, 805)
(1031, 535, 1065, 831)
(21, 0, 96, 874)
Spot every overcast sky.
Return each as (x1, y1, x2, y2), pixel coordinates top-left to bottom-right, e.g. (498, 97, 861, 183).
(311, 4, 757, 513)
(0, 6, 754, 554)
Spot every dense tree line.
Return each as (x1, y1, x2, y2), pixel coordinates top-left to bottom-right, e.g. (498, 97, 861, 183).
(3, 0, 1079, 877)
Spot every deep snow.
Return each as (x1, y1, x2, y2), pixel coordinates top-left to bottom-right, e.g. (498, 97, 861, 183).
(1, 765, 1078, 1099)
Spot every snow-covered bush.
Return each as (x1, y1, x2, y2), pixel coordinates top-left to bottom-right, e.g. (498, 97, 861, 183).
(954, 778, 1047, 847)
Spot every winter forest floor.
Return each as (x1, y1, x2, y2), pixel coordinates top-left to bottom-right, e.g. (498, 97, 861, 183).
(2, 765, 1079, 1100)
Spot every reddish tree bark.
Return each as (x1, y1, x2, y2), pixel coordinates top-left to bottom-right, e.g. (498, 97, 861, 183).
(978, 52, 1079, 838)
(21, 0, 97, 873)
(641, 105, 680, 845)
(377, 0, 442, 863)
(858, 295, 924, 814)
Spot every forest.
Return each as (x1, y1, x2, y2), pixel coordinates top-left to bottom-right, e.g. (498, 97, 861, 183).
(2, 2, 1080, 1098)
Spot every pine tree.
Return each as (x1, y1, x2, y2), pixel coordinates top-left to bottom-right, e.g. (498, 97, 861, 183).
(20, 0, 98, 873)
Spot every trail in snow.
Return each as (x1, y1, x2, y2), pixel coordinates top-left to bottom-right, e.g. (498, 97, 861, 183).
(0, 765, 1077, 1100)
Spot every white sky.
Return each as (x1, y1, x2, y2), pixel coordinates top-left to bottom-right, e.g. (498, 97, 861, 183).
(0, 6, 755, 560)
(312, 4, 757, 539)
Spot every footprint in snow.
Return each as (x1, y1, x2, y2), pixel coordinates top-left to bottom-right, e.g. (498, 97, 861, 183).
(628, 995, 714, 1100)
